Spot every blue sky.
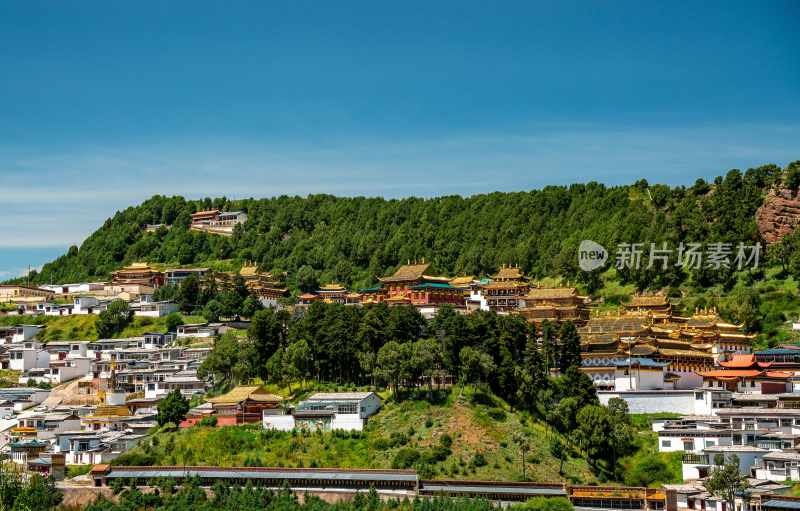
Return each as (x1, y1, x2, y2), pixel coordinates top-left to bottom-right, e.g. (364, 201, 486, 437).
(0, 1, 798, 276)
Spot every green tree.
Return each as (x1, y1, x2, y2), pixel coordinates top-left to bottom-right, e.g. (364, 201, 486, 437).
(557, 321, 581, 373)
(284, 339, 313, 390)
(376, 341, 412, 395)
(177, 274, 201, 313)
(203, 299, 223, 322)
(704, 455, 748, 511)
(164, 312, 184, 333)
(156, 389, 190, 426)
(411, 338, 441, 399)
(459, 346, 496, 389)
(96, 299, 132, 338)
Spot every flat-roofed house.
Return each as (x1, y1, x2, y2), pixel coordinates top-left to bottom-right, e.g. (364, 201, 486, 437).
(164, 267, 209, 287)
(263, 391, 382, 432)
(0, 285, 54, 304)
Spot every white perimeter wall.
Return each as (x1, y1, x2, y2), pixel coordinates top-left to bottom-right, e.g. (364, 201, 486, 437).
(598, 391, 696, 414)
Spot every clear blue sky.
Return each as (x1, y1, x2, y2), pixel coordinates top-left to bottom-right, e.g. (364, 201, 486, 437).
(0, 1, 798, 275)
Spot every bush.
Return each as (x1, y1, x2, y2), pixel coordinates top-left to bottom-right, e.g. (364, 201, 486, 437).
(470, 391, 496, 406)
(391, 448, 421, 469)
(471, 453, 487, 467)
(199, 416, 218, 427)
(511, 497, 575, 511)
(440, 434, 453, 448)
(624, 453, 677, 487)
(422, 446, 451, 464)
(487, 408, 506, 421)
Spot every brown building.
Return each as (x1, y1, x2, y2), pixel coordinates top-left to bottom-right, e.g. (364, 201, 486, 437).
(624, 294, 672, 316)
(377, 262, 463, 308)
(207, 385, 283, 426)
(517, 287, 590, 325)
(0, 285, 54, 304)
(110, 262, 164, 288)
(479, 265, 530, 312)
(579, 307, 755, 390)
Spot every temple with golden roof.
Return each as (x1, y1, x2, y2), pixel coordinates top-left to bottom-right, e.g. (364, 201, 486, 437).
(110, 262, 164, 288)
(376, 261, 464, 308)
(217, 263, 287, 302)
(517, 287, 591, 325)
(579, 305, 755, 390)
(478, 264, 530, 312)
(624, 293, 672, 316)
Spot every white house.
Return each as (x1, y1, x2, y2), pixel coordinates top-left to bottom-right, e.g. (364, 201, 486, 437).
(0, 325, 43, 344)
(130, 300, 179, 318)
(681, 445, 766, 480)
(263, 392, 382, 432)
(658, 426, 733, 453)
(21, 357, 93, 385)
(8, 342, 50, 372)
(599, 388, 732, 415)
(176, 323, 219, 339)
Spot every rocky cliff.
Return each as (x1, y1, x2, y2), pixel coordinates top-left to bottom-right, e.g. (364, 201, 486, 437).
(757, 188, 800, 244)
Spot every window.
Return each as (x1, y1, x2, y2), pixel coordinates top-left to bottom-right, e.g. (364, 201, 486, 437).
(683, 441, 694, 451)
(695, 392, 704, 400)
(661, 440, 671, 448)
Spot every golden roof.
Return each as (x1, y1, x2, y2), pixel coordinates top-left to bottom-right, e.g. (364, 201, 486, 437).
(482, 280, 529, 290)
(379, 263, 430, 283)
(657, 348, 714, 359)
(449, 276, 474, 286)
(207, 385, 282, 405)
(113, 262, 156, 272)
(492, 266, 524, 280)
(524, 287, 578, 300)
(319, 283, 346, 291)
(239, 264, 259, 277)
(627, 295, 669, 307)
(86, 405, 131, 418)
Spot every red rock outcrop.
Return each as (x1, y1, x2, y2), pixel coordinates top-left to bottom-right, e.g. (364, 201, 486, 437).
(757, 188, 800, 244)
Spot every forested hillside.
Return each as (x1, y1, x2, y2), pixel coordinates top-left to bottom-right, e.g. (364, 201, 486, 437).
(21, 162, 800, 292)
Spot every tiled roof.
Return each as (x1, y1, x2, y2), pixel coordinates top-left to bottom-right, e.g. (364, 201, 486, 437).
(378, 263, 430, 283)
(719, 354, 757, 368)
(207, 385, 282, 405)
(628, 295, 669, 307)
(524, 287, 577, 299)
(492, 266, 523, 280)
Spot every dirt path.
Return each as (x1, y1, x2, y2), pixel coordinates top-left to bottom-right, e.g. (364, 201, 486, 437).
(42, 379, 99, 407)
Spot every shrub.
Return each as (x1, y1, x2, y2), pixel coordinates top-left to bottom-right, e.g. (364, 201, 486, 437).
(471, 453, 487, 467)
(440, 434, 453, 448)
(199, 416, 218, 427)
(487, 408, 506, 421)
(392, 448, 421, 469)
(511, 497, 575, 511)
(470, 391, 496, 406)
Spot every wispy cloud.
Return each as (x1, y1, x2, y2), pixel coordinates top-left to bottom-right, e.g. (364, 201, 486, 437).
(1, 122, 797, 248)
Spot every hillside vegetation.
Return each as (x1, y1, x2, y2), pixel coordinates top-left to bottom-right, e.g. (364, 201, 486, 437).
(0, 314, 204, 342)
(114, 387, 596, 484)
(18, 162, 799, 294)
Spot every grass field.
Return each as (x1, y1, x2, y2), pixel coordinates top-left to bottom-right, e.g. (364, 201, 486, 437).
(0, 313, 206, 342)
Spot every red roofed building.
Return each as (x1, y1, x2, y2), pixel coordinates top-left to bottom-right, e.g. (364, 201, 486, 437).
(698, 361, 792, 394)
(719, 353, 772, 370)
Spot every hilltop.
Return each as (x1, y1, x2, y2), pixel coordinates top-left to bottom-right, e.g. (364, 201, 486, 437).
(16, 161, 800, 294)
(113, 387, 597, 484)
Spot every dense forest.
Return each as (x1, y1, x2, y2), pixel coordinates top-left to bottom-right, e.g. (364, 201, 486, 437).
(19, 161, 800, 293)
